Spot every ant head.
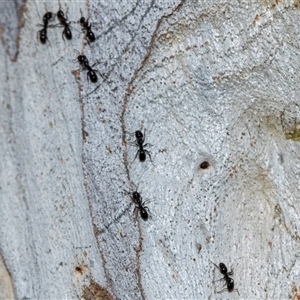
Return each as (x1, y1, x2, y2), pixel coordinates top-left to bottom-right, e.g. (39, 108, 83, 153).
(57, 10, 64, 20)
(219, 263, 228, 274)
(135, 130, 143, 139)
(43, 12, 53, 23)
(73, 50, 89, 66)
(132, 191, 140, 200)
(77, 54, 87, 63)
(79, 16, 86, 24)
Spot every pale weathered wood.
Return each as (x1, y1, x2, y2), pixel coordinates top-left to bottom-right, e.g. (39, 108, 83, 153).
(0, 0, 24, 61)
(0, 254, 15, 300)
(1, 0, 300, 299)
(0, 1, 107, 299)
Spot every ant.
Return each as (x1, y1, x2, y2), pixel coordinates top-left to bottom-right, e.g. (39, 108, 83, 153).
(124, 189, 150, 221)
(37, 11, 54, 44)
(128, 130, 152, 163)
(209, 259, 240, 295)
(56, 7, 72, 40)
(79, 16, 95, 43)
(74, 50, 104, 83)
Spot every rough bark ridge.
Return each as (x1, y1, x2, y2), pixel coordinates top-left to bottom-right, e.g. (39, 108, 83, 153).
(1, 0, 300, 299)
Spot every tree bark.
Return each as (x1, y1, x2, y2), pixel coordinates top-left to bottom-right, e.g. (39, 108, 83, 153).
(1, 0, 300, 299)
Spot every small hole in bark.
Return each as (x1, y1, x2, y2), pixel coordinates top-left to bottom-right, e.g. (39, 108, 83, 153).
(199, 161, 210, 169)
(75, 266, 83, 274)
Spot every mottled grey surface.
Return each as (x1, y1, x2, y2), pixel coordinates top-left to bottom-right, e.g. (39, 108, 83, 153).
(123, 0, 300, 299)
(83, 1, 182, 299)
(0, 1, 105, 299)
(0, 0, 25, 60)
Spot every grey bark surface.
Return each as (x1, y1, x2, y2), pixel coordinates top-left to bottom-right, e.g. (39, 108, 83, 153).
(1, 0, 300, 299)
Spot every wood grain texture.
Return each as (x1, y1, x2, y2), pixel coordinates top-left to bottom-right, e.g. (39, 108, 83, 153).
(0, 1, 106, 299)
(1, 0, 300, 299)
(0, 0, 25, 61)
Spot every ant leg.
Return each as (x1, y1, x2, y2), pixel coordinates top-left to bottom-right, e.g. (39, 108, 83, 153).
(132, 149, 140, 163)
(83, 35, 91, 46)
(234, 289, 240, 296)
(125, 130, 135, 136)
(143, 143, 153, 148)
(141, 130, 145, 144)
(144, 150, 153, 162)
(79, 7, 84, 19)
(123, 189, 131, 197)
(65, 6, 69, 17)
(36, 29, 41, 42)
(209, 259, 220, 270)
(212, 277, 226, 283)
(216, 287, 228, 294)
(131, 182, 139, 192)
(61, 30, 65, 42)
(217, 286, 240, 296)
(145, 149, 155, 166)
(141, 200, 150, 208)
(125, 131, 137, 143)
(141, 199, 151, 206)
(128, 141, 139, 147)
(143, 205, 151, 215)
(95, 69, 107, 81)
(133, 205, 140, 217)
(58, 1, 62, 12)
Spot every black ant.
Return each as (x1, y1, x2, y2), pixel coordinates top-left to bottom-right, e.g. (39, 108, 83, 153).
(209, 260, 240, 295)
(37, 11, 54, 44)
(79, 16, 95, 43)
(124, 189, 150, 221)
(56, 8, 72, 40)
(74, 50, 104, 83)
(128, 130, 152, 163)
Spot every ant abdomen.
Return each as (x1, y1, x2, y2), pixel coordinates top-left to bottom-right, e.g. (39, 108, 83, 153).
(139, 150, 146, 162)
(39, 28, 47, 44)
(124, 188, 150, 221)
(139, 207, 148, 221)
(87, 69, 98, 83)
